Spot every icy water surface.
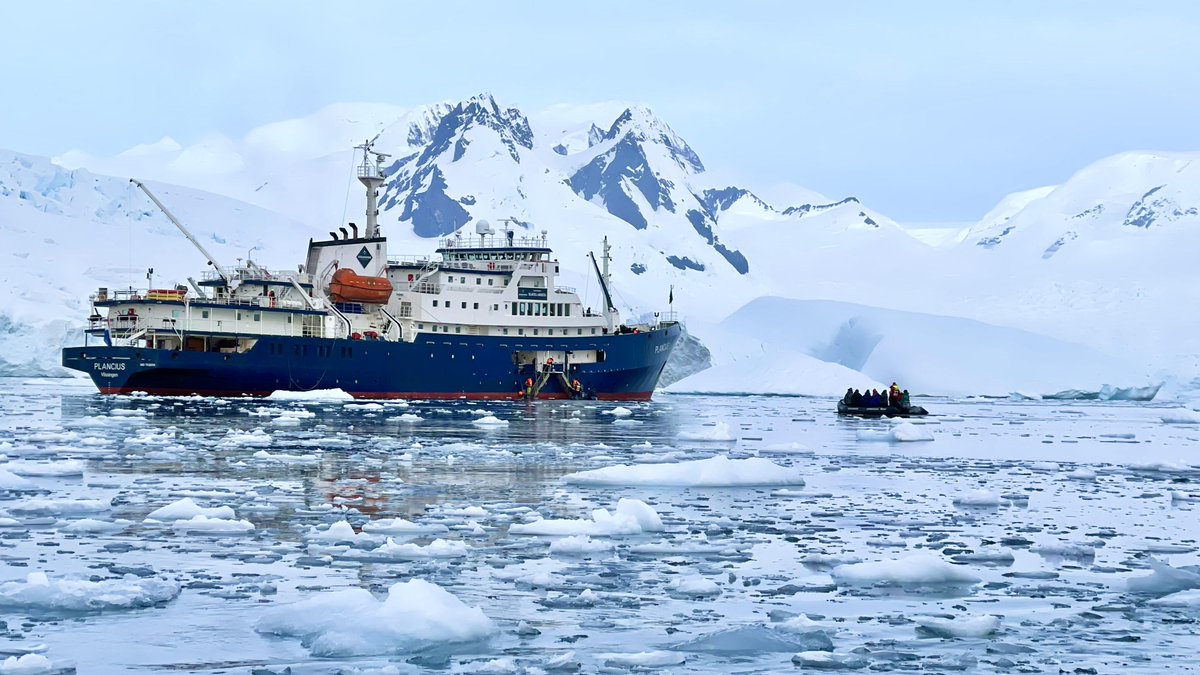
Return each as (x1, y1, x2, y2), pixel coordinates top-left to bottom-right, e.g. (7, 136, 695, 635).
(1, 378, 1199, 673)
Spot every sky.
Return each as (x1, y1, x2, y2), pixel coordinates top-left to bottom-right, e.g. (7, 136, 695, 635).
(3, 1, 1199, 223)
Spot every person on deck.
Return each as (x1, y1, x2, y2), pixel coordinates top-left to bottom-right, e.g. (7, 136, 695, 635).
(843, 388, 854, 405)
(868, 389, 880, 407)
(900, 390, 911, 408)
(850, 389, 863, 406)
(882, 388, 890, 407)
(890, 382, 901, 402)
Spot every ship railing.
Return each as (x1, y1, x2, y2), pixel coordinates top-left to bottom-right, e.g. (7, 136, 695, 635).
(443, 285, 504, 294)
(655, 310, 680, 326)
(407, 281, 443, 294)
(554, 286, 576, 294)
(201, 268, 301, 283)
(439, 233, 550, 250)
(195, 295, 311, 311)
(387, 255, 435, 267)
(437, 261, 519, 273)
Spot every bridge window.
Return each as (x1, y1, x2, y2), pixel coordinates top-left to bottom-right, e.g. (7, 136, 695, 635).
(503, 328, 509, 335)
(473, 302, 479, 310)
(455, 326, 461, 334)
(488, 279, 494, 286)
(461, 302, 467, 309)
(564, 304, 570, 317)
(518, 328, 525, 335)
(253, 313, 261, 322)
(476, 278, 481, 285)
(201, 310, 209, 319)
(533, 329, 539, 335)
(236, 311, 242, 321)
(432, 300, 438, 307)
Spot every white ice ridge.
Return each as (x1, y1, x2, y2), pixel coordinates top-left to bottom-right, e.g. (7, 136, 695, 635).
(831, 554, 981, 587)
(0, 572, 180, 611)
(508, 498, 664, 536)
(562, 455, 805, 487)
(255, 579, 495, 657)
(915, 614, 1001, 638)
(0, 654, 53, 674)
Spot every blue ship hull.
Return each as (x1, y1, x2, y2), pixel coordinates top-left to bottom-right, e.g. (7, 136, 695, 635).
(62, 323, 681, 400)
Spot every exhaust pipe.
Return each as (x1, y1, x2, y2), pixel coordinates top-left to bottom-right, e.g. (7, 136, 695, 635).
(349, 222, 359, 238)
(329, 231, 339, 240)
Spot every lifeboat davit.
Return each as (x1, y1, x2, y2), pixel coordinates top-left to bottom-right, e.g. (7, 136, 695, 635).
(329, 268, 393, 304)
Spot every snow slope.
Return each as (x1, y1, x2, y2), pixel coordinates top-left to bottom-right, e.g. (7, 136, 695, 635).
(668, 297, 1153, 397)
(0, 150, 309, 375)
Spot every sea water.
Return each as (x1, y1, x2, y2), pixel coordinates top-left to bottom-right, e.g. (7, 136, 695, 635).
(0, 378, 1198, 673)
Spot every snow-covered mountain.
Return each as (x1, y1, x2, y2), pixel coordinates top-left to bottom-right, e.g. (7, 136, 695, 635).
(6, 95, 1192, 395)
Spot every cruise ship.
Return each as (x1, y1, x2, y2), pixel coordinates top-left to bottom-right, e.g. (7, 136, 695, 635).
(61, 142, 681, 399)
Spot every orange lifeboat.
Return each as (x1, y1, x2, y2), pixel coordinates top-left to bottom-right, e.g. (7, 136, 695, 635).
(329, 268, 393, 304)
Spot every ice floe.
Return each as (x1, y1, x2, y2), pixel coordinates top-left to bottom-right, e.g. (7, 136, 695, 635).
(144, 497, 236, 522)
(255, 579, 494, 656)
(0, 654, 53, 675)
(915, 614, 1001, 638)
(509, 498, 663, 536)
(266, 388, 353, 401)
(171, 514, 255, 533)
(563, 454, 805, 487)
(369, 537, 470, 560)
(0, 572, 180, 611)
(831, 554, 981, 587)
(676, 421, 736, 442)
(0, 459, 85, 476)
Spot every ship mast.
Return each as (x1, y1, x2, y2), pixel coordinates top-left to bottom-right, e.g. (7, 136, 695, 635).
(355, 137, 390, 239)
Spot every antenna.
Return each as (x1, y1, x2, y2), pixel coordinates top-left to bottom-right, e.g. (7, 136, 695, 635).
(354, 137, 391, 239)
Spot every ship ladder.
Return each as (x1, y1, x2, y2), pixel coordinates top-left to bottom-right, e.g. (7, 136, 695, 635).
(528, 370, 553, 399)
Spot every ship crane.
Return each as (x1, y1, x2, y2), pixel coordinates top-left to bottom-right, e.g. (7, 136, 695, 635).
(130, 179, 236, 290)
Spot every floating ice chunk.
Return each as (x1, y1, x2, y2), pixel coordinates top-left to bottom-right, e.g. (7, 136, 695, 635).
(267, 388, 353, 401)
(362, 517, 441, 535)
(10, 498, 110, 516)
(308, 520, 374, 544)
(915, 614, 1000, 638)
(0, 572, 180, 611)
(344, 402, 385, 411)
(674, 625, 832, 653)
(1128, 460, 1193, 472)
(472, 415, 508, 426)
(509, 498, 663, 537)
(472, 658, 517, 674)
(370, 538, 470, 560)
(604, 406, 633, 417)
(220, 428, 273, 447)
(390, 413, 423, 423)
(669, 576, 722, 597)
(59, 518, 132, 534)
(144, 497, 235, 522)
(172, 514, 255, 533)
(1149, 589, 1200, 606)
(832, 554, 981, 587)
(1009, 391, 1042, 401)
(1030, 461, 1061, 471)
(1161, 409, 1200, 424)
(251, 449, 320, 463)
(548, 535, 613, 555)
(0, 470, 34, 491)
(791, 651, 869, 670)
(600, 651, 685, 667)
(255, 579, 494, 657)
(0, 654, 53, 674)
(1171, 491, 1200, 503)
(564, 455, 804, 487)
(1066, 467, 1097, 480)
(1, 459, 85, 477)
(777, 614, 824, 633)
(443, 505, 488, 517)
(677, 421, 736, 442)
(1127, 558, 1200, 595)
(890, 422, 934, 442)
(952, 490, 1002, 507)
